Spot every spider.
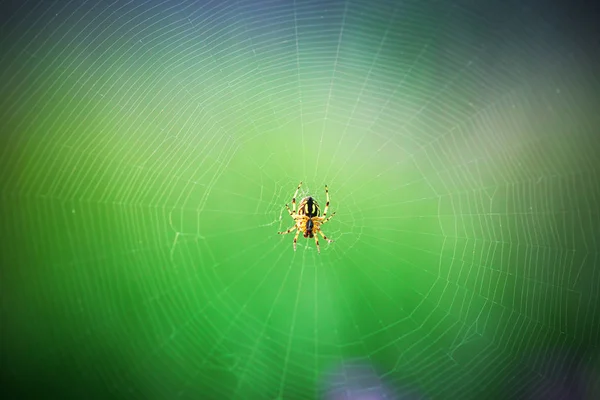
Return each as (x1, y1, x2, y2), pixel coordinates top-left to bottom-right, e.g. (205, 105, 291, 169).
(278, 181, 336, 253)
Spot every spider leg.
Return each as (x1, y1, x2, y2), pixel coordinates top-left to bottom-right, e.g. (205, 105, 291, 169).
(322, 184, 330, 218)
(314, 233, 320, 253)
(321, 211, 336, 225)
(278, 225, 297, 235)
(284, 203, 294, 217)
(292, 181, 302, 213)
(319, 230, 333, 243)
(293, 229, 300, 251)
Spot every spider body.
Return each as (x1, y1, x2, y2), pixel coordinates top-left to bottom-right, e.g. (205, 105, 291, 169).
(298, 196, 319, 238)
(278, 182, 335, 253)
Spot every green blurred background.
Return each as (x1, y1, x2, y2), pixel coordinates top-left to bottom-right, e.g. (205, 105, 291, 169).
(1, 0, 599, 399)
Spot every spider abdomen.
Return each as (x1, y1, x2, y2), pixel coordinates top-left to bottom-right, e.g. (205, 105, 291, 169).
(300, 196, 320, 217)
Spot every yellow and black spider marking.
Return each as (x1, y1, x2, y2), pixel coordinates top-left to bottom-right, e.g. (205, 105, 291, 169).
(278, 181, 335, 253)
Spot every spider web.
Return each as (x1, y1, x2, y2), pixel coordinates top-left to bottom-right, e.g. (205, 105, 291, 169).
(1, 0, 599, 399)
